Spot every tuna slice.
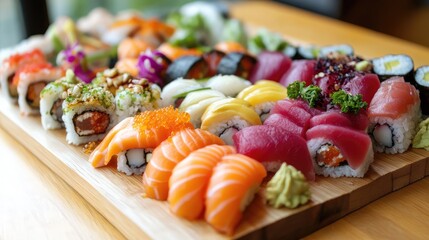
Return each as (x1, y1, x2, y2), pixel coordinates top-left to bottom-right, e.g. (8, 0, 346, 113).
(280, 60, 316, 87)
(342, 73, 380, 105)
(233, 125, 315, 180)
(306, 125, 372, 169)
(249, 51, 292, 83)
(270, 99, 313, 128)
(309, 110, 369, 131)
(264, 113, 306, 138)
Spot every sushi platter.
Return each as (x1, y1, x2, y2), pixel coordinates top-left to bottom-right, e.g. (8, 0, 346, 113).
(2, 1, 429, 239)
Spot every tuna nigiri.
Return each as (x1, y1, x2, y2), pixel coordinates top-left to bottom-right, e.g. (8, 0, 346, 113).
(249, 51, 292, 83)
(233, 125, 315, 180)
(280, 60, 316, 87)
(205, 154, 266, 235)
(142, 128, 224, 200)
(168, 145, 236, 220)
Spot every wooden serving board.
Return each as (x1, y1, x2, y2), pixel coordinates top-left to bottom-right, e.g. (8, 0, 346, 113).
(1, 95, 429, 240)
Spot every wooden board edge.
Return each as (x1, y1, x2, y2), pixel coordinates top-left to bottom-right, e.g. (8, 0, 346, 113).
(0, 111, 150, 240)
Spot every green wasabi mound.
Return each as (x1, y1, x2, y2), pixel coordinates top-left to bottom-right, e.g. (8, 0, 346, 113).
(413, 118, 429, 150)
(265, 163, 311, 209)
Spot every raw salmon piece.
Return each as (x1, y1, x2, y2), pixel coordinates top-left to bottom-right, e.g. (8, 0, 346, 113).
(117, 38, 155, 59)
(168, 145, 236, 220)
(142, 128, 224, 200)
(205, 154, 266, 235)
(214, 41, 246, 54)
(89, 117, 134, 167)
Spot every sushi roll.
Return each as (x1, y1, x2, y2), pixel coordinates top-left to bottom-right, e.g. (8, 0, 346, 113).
(237, 80, 287, 122)
(40, 70, 80, 129)
(90, 107, 194, 175)
(165, 56, 209, 83)
(296, 45, 319, 60)
(62, 83, 116, 145)
(202, 50, 225, 77)
(114, 79, 161, 122)
(372, 54, 414, 82)
(368, 77, 421, 154)
(217, 52, 257, 79)
(319, 44, 354, 57)
(201, 98, 262, 145)
(413, 66, 429, 115)
(307, 125, 374, 178)
(161, 78, 203, 107)
(179, 89, 226, 128)
(204, 75, 251, 97)
(142, 128, 224, 200)
(205, 154, 266, 235)
(92, 68, 137, 95)
(0, 49, 46, 103)
(15, 62, 63, 115)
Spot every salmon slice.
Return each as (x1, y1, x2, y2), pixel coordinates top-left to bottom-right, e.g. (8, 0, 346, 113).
(142, 128, 224, 200)
(168, 145, 236, 220)
(117, 38, 155, 59)
(205, 154, 266, 235)
(369, 77, 419, 119)
(89, 117, 134, 167)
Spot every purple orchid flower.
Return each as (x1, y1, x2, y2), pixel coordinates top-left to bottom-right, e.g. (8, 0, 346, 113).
(137, 50, 168, 87)
(57, 44, 95, 83)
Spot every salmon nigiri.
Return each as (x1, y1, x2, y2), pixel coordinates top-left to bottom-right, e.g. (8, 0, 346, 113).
(142, 128, 224, 200)
(89, 106, 193, 175)
(205, 154, 266, 235)
(168, 145, 236, 220)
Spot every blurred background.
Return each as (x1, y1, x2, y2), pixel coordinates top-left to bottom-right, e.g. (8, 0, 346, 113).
(1, 0, 428, 48)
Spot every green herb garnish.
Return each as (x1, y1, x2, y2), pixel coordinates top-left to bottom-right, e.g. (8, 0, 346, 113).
(286, 81, 321, 107)
(331, 90, 367, 114)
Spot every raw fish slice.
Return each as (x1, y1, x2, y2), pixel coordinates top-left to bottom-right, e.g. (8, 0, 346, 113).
(142, 128, 224, 200)
(264, 113, 305, 138)
(205, 154, 266, 235)
(249, 51, 292, 83)
(168, 145, 236, 220)
(90, 117, 134, 168)
(369, 77, 419, 119)
(280, 60, 316, 87)
(309, 110, 369, 131)
(270, 99, 313, 128)
(342, 73, 380, 105)
(233, 125, 315, 180)
(306, 125, 372, 169)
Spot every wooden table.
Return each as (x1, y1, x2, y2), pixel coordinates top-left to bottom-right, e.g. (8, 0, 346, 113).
(2, 1, 429, 239)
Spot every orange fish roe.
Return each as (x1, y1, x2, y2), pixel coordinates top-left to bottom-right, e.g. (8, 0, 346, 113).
(5, 49, 46, 67)
(12, 62, 55, 86)
(132, 106, 194, 136)
(316, 145, 346, 167)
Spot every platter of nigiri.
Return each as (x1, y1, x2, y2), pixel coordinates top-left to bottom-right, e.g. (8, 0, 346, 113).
(1, 1, 429, 239)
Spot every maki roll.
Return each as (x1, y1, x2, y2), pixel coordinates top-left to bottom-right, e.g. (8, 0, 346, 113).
(15, 62, 63, 115)
(40, 70, 80, 130)
(204, 75, 251, 97)
(179, 89, 226, 128)
(92, 68, 136, 95)
(201, 98, 262, 145)
(202, 50, 225, 77)
(372, 54, 414, 82)
(217, 52, 256, 79)
(307, 125, 374, 178)
(161, 78, 203, 107)
(0, 49, 46, 103)
(237, 80, 287, 122)
(368, 77, 421, 154)
(413, 66, 429, 114)
(165, 56, 209, 83)
(114, 79, 161, 122)
(62, 83, 116, 145)
(319, 44, 354, 57)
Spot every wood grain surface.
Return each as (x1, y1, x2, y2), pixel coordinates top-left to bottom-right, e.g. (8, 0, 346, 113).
(1, 1, 429, 240)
